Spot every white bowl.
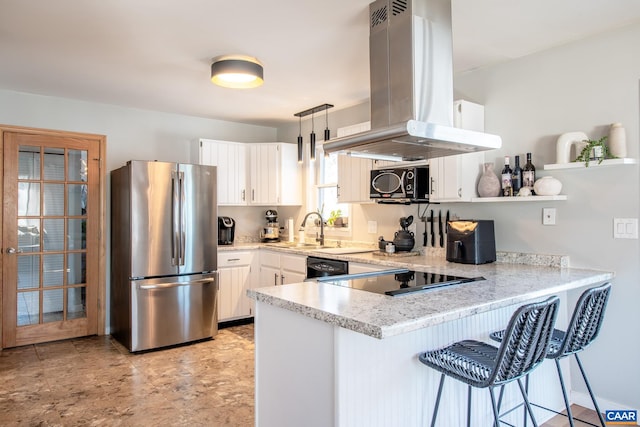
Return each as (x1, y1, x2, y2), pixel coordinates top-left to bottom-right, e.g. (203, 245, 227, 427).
(533, 176, 562, 196)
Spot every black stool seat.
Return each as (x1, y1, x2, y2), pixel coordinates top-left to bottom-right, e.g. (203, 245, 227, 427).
(419, 296, 560, 427)
(489, 282, 611, 427)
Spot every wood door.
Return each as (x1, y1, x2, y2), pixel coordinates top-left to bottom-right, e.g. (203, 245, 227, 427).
(2, 129, 103, 348)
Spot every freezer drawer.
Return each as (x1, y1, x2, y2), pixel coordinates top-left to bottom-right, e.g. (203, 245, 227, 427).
(130, 273, 218, 352)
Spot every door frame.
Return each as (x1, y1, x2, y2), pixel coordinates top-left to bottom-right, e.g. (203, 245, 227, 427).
(0, 124, 107, 348)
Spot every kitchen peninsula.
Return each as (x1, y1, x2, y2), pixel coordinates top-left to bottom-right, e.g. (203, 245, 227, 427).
(248, 252, 613, 426)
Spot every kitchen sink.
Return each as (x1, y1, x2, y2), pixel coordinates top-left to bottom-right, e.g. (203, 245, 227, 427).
(312, 247, 377, 255)
(264, 242, 375, 254)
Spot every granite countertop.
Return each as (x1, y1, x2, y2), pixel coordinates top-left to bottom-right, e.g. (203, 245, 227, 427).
(247, 256, 613, 339)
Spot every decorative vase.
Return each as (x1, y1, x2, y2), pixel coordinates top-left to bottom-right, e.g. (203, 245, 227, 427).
(533, 176, 562, 196)
(477, 163, 501, 197)
(556, 131, 588, 164)
(608, 123, 627, 158)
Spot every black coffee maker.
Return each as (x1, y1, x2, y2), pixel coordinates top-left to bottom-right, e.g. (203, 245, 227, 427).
(218, 216, 235, 245)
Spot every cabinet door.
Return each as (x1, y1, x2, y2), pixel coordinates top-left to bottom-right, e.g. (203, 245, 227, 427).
(250, 144, 279, 205)
(218, 265, 251, 321)
(337, 155, 372, 203)
(281, 271, 306, 285)
(260, 265, 281, 287)
(278, 143, 302, 205)
(199, 139, 247, 205)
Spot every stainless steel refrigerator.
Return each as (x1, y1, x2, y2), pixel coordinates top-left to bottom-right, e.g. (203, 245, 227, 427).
(110, 160, 218, 352)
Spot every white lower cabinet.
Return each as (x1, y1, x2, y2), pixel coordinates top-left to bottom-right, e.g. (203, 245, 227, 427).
(217, 251, 258, 322)
(259, 250, 306, 286)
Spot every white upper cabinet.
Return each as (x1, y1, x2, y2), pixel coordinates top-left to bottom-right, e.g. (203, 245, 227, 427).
(429, 100, 485, 202)
(197, 140, 301, 206)
(249, 143, 301, 206)
(336, 122, 374, 204)
(198, 139, 247, 205)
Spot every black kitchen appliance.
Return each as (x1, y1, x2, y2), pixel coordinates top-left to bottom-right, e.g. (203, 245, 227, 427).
(446, 220, 496, 264)
(317, 269, 484, 296)
(261, 209, 280, 242)
(370, 166, 429, 203)
(306, 256, 349, 279)
(218, 216, 235, 245)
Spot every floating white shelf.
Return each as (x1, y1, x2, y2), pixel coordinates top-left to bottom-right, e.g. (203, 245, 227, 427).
(471, 195, 568, 203)
(544, 158, 637, 170)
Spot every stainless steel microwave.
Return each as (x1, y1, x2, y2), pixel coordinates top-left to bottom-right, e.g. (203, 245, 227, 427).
(370, 166, 429, 203)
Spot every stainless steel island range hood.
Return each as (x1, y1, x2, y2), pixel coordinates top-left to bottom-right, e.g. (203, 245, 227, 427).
(323, 0, 501, 161)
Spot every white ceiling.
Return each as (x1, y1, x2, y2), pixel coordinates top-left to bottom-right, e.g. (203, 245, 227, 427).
(1, 0, 639, 127)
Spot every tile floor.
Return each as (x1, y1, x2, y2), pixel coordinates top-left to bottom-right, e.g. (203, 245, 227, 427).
(0, 323, 601, 426)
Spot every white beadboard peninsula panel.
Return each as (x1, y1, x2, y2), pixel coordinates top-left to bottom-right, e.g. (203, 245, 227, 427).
(256, 295, 570, 427)
(335, 300, 569, 427)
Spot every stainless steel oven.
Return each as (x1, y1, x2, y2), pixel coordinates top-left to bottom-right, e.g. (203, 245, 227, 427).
(306, 256, 349, 279)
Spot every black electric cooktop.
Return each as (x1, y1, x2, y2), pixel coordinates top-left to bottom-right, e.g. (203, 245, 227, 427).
(317, 269, 485, 297)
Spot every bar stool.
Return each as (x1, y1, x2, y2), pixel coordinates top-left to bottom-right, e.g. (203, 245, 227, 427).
(489, 282, 611, 427)
(419, 296, 560, 427)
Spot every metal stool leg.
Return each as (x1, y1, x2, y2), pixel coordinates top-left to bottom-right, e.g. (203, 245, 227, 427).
(575, 354, 606, 427)
(517, 378, 539, 427)
(489, 386, 500, 427)
(431, 373, 445, 427)
(555, 359, 575, 427)
(467, 385, 472, 427)
(524, 374, 530, 427)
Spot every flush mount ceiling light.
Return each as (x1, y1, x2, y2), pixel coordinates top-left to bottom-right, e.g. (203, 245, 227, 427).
(210, 55, 264, 89)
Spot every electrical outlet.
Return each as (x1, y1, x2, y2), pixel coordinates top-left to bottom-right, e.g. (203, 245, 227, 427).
(367, 221, 377, 234)
(542, 208, 556, 225)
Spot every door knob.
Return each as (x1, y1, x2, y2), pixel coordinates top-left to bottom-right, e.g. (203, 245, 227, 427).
(6, 247, 23, 254)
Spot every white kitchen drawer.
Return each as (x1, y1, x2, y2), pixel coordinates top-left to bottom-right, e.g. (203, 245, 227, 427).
(218, 251, 254, 267)
(280, 254, 306, 273)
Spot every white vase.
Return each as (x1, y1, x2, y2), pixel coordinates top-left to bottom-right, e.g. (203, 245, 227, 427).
(477, 163, 501, 197)
(608, 123, 627, 158)
(533, 176, 562, 196)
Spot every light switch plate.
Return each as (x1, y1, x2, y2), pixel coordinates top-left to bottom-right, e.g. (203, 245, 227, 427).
(367, 221, 377, 234)
(614, 218, 638, 239)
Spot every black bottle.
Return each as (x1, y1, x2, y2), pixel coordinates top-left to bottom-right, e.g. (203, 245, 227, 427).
(511, 155, 522, 194)
(501, 156, 513, 197)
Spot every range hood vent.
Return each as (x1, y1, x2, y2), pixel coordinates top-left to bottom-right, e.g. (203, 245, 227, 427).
(323, 0, 501, 161)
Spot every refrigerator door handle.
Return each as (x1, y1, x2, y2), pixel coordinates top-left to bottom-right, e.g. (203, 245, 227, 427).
(138, 277, 215, 290)
(178, 170, 186, 266)
(171, 171, 180, 266)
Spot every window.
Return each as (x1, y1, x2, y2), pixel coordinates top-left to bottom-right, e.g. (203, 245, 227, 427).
(312, 145, 350, 233)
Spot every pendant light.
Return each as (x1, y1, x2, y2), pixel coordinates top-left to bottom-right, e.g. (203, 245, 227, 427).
(324, 108, 331, 141)
(310, 112, 316, 162)
(293, 104, 333, 162)
(297, 116, 303, 163)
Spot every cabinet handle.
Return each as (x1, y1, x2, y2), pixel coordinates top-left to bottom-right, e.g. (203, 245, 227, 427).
(430, 177, 436, 195)
(458, 188, 462, 198)
(252, 189, 255, 201)
(274, 273, 278, 286)
(281, 274, 285, 285)
(227, 258, 240, 262)
(336, 185, 340, 198)
(242, 189, 246, 201)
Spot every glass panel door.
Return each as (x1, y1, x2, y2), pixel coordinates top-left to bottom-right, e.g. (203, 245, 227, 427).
(3, 131, 98, 348)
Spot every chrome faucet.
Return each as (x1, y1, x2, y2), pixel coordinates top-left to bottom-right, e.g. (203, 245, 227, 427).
(301, 212, 324, 247)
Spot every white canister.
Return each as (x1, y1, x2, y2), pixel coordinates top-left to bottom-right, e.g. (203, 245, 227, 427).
(533, 176, 562, 196)
(608, 123, 627, 158)
(385, 243, 396, 254)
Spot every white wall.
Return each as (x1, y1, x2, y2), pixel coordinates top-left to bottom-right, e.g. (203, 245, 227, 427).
(0, 89, 278, 330)
(449, 22, 640, 410)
